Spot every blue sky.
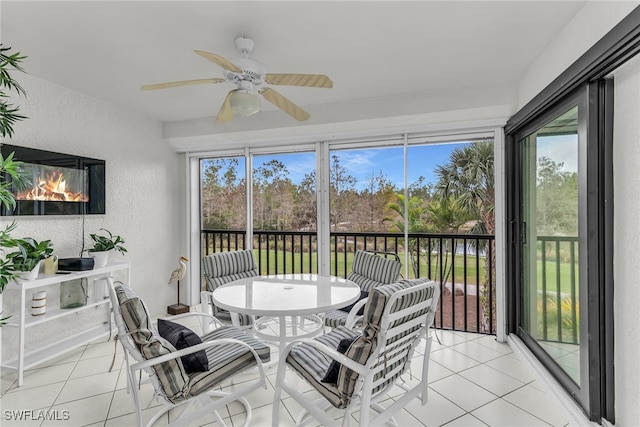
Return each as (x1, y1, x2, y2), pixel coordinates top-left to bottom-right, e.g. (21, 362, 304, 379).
(252, 142, 470, 190)
(208, 137, 577, 190)
(537, 134, 578, 173)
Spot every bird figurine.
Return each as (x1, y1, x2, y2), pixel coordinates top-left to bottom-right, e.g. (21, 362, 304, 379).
(167, 256, 189, 315)
(168, 256, 189, 285)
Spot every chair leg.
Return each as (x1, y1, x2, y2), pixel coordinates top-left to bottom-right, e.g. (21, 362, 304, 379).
(272, 366, 286, 426)
(272, 387, 282, 427)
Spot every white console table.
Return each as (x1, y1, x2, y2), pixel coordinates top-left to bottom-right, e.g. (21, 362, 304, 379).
(1, 262, 130, 386)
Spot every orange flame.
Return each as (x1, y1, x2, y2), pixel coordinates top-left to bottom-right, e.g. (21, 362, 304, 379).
(16, 170, 88, 202)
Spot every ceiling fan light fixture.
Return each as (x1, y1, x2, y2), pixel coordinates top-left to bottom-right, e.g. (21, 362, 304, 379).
(230, 90, 260, 117)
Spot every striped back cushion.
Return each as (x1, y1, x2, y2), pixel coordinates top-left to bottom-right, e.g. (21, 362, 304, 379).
(335, 278, 434, 404)
(202, 250, 258, 291)
(115, 285, 189, 402)
(346, 251, 401, 292)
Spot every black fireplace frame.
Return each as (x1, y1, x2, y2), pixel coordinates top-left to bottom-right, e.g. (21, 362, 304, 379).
(1, 144, 105, 216)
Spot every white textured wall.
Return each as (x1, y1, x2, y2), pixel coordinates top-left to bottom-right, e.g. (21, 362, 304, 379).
(518, 1, 638, 109)
(1, 74, 185, 359)
(612, 53, 640, 427)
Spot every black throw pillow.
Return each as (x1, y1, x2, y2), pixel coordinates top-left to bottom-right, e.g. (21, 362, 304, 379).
(321, 336, 359, 384)
(339, 291, 368, 315)
(157, 318, 209, 374)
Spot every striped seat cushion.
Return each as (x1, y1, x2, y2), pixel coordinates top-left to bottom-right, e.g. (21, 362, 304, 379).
(204, 293, 253, 327)
(347, 251, 401, 292)
(324, 251, 401, 328)
(202, 250, 258, 325)
(187, 325, 271, 396)
(115, 285, 189, 403)
(202, 250, 258, 290)
(116, 284, 271, 402)
(335, 278, 433, 405)
(323, 309, 350, 329)
(286, 326, 359, 409)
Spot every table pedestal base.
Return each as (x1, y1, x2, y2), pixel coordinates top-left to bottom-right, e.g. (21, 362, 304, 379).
(253, 314, 324, 350)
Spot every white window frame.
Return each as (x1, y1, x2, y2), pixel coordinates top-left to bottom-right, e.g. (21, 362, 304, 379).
(185, 122, 507, 341)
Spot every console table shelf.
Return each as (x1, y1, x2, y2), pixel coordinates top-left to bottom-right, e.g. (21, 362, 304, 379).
(1, 262, 130, 386)
(3, 298, 111, 328)
(2, 324, 111, 373)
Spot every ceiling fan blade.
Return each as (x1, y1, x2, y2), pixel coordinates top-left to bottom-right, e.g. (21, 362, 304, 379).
(259, 87, 310, 121)
(141, 78, 225, 91)
(264, 73, 333, 88)
(194, 50, 243, 73)
(216, 89, 237, 123)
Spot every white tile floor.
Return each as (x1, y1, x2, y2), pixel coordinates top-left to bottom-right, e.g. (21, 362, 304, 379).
(1, 329, 575, 427)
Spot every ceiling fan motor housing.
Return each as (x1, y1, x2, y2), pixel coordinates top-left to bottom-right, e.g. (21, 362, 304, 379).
(224, 57, 266, 86)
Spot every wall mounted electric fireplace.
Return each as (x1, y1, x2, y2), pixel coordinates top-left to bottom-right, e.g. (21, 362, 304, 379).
(0, 145, 105, 215)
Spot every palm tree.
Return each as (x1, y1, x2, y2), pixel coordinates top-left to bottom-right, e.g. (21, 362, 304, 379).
(434, 141, 495, 332)
(384, 193, 427, 277)
(425, 195, 472, 286)
(434, 141, 494, 235)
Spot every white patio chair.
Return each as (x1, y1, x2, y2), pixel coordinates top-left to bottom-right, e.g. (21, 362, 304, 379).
(108, 278, 269, 427)
(273, 277, 440, 427)
(201, 249, 257, 328)
(324, 250, 402, 330)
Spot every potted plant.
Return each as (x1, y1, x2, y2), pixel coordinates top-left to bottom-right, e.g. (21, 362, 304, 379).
(0, 44, 28, 293)
(88, 228, 127, 268)
(5, 237, 54, 280)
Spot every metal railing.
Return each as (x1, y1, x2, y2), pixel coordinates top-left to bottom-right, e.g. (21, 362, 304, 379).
(201, 229, 578, 342)
(202, 228, 496, 334)
(537, 235, 579, 345)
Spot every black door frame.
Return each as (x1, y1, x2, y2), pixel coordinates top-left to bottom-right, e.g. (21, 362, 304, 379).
(504, 7, 639, 423)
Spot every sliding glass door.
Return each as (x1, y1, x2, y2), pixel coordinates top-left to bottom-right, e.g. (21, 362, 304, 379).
(518, 102, 583, 385)
(509, 82, 613, 421)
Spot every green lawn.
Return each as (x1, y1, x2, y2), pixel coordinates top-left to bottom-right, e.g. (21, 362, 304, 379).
(536, 258, 578, 295)
(248, 249, 489, 284)
(205, 246, 574, 294)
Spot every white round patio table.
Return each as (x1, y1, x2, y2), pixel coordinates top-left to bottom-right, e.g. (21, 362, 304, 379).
(211, 273, 360, 353)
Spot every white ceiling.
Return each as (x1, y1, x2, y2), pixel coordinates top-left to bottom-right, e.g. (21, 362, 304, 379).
(1, 1, 588, 129)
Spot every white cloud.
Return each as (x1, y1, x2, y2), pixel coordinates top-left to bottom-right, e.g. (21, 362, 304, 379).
(537, 134, 578, 173)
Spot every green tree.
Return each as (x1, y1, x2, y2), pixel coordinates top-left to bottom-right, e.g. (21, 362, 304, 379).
(408, 176, 434, 200)
(434, 141, 494, 235)
(295, 171, 317, 231)
(329, 154, 357, 231)
(536, 156, 578, 236)
(384, 193, 428, 276)
(425, 195, 473, 284)
(201, 158, 245, 229)
(434, 141, 495, 332)
(359, 171, 397, 232)
(253, 159, 294, 231)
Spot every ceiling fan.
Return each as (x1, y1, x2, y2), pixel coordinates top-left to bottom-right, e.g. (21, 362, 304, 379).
(141, 36, 333, 122)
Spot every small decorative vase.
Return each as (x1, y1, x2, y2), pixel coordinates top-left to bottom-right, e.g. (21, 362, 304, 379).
(44, 255, 59, 275)
(19, 260, 42, 281)
(90, 251, 109, 268)
(31, 290, 46, 316)
(60, 278, 88, 309)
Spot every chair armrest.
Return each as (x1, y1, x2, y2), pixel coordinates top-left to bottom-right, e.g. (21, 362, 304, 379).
(344, 298, 368, 329)
(158, 311, 224, 335)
